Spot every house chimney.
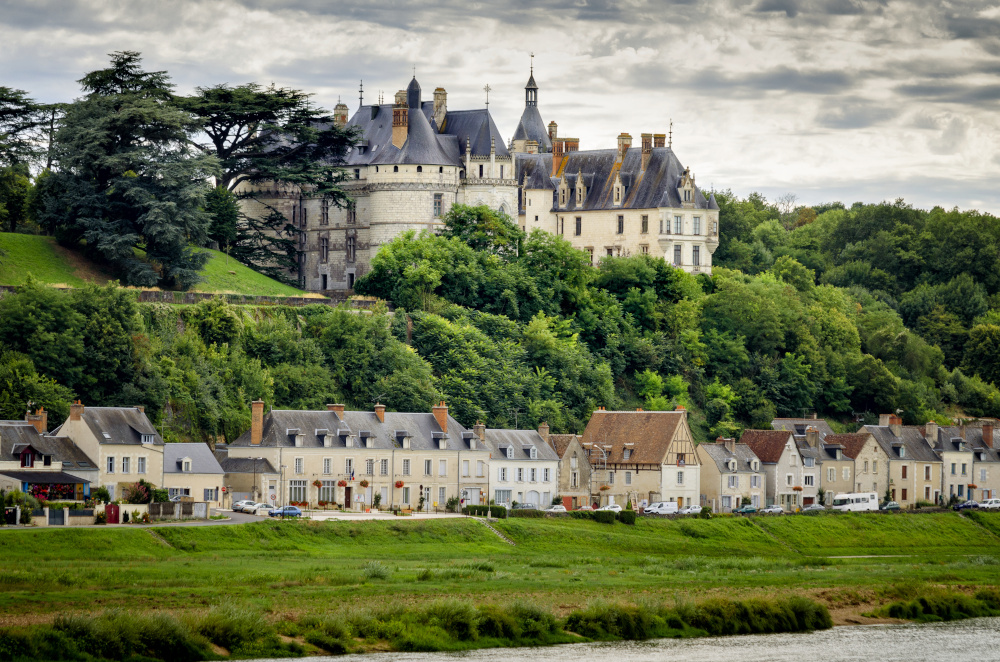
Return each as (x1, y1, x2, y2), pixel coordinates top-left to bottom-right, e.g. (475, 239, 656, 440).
(473, 420, 486, 441)
(983, 423, 996, 450)
(433, 87, 447, 130)
(333, 101, 349, 129)
(617, 132, 632, 161)
(70, 401, 84, 421)
(548, 121, 557, 142)
(251, 400, 264, 445)
(392, 92, 408, 149)
(538, 421, 550, 441)
(134, 405, 145, 414)
(26, 407, 47, 434)
(653, 133, 666, 148)
(374, 403, 385, 423)
(432, 401, 448, 433)
(889, 415, 902, 437)
(879, 413, 891, 427)
(925, 420, 938, 444)
(805, 426, 820, 449)
(328, 404, 345, 420)
(641, 133, 652, 171)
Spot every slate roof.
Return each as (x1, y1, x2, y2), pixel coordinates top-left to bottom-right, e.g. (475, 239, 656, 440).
(52, 407, 163, 446)
(0, 421, 96, 468)
(512, 104, 552, 152)
(217, 455, 278, 475)
(824, 433, 873, 460)
(483, 429, 559, 461)
(164, 443, 224, 475)
(344, 77, 509, 168)
(699, 442, 762, 474)
(739, 429, 796, 464)
(515, 146, 712, 213)
(579, 410, 688, 465)
(229, 409, 478, 452)
(862, 425, 941, 462)
(925, 426, 1000, 463)
(546, 433, 580, 458)
(771, 418, 836, 442)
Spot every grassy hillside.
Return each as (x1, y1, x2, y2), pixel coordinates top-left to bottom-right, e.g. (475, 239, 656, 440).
(0, 233, 311, 297)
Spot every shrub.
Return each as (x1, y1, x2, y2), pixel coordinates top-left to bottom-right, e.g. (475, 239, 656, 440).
(511, 508, 544, 518)
(489, 505, 506, 518)
(195, 606, 269, 652)
(304, 630, 348, 654)
(91, 486, 111, 504)
(93, 511, 107, 525)
(363, 561, 392, 580)
(476, 604, 521, 640)
(569, 510, 594, 520)
(593, 510, 616, 524)
(426, 601, 478, 641)
(884, 589, 1000, 622)
(565, 603, 655, 640)
(616, 510, 637, 525)
(53, 609, 213, 661)
(19, 509, 31, 525)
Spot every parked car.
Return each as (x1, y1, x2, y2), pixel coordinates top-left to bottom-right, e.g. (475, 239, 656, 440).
(545, 505, 567, 513)
(513, 503, 538, 510)
(760, 505, 784, 515)
(232, 500, 255, 513)
(269, 505, 302, 518)
(802, 504, 827, 513)
(953, 500, 980, 511)
(980, 498, 1000, 510)
(880, 501, 901, 511)
(677, 505, 702, 515)
(597, 504, 622, 513)
(733, 505, 758, 514)
(644, 501, 679, 515)
(169, 494, 185, 502)
(246, 502, 273, 516)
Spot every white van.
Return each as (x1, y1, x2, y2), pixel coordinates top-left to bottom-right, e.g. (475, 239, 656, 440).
(831, 492, 879, 512)
(644, 501, 678, 515)
(980, 498, 1000, 510)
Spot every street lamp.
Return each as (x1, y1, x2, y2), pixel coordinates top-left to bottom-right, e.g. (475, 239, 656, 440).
(584, 442, 612, 507)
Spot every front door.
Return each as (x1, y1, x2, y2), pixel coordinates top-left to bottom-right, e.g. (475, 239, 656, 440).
(344, 486, 352, 509)
(677, 496, 683, 507)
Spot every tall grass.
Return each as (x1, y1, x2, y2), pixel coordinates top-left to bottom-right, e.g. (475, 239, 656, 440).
(881, 588, 1000, 622)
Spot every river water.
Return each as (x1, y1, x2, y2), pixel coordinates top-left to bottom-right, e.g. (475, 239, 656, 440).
(252, 618, 1000, 662)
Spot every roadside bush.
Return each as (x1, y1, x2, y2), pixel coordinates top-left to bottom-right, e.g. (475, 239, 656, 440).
(569, 510, 594, 521)
(511, 508, 544, 518)
(565, 603, 655, 640)
(489, 505, 506, 518)
(884, 589, 1000, 622)
(616, 511, 637, 525)
(19, 509, 31, 525)
(593, 510, 616, 524)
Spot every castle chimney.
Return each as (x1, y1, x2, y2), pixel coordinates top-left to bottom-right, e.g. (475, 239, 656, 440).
(333, 101, 349, 129)
(433, 87, 447, 131)
(251, 400, 264, 445)
(641, 133, 652, 171)
(548, 121, 558, 142)
(925, 420, 938, 444)
(653, 133, 666, 148)
(392, 91, 408, 149)
(70, 401, 84, 422)
(805, 426, 819, 449)
(551, 139, 564, 177)
(26, 407, 47, 434)
(617, 133, 632, 162)
(375, 403, 385, 423)
(328, 403, 345, 420)
(473, 420, 486, 441)
(432, 401, 448, 433)
(538, 421, 550, 441)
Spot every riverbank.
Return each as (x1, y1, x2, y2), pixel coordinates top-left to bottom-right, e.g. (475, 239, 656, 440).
(0, 512, 998, 659)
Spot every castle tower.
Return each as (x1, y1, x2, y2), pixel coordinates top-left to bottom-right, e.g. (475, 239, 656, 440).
(511, 63, 552, 153)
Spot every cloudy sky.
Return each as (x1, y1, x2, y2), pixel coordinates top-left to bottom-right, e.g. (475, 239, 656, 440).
(2, 0, 999, 213)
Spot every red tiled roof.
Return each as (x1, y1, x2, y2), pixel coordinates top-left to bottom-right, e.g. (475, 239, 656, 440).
(825, 433, 872, 459)
(546, 434, 579, 458)
(580, 410, 685, 464)
(739, 429, 794, 463)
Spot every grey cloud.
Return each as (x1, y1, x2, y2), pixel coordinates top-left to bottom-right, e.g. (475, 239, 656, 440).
(946, 15, 1000, 40)
(755, 0, 800, 18)
(927, 116, 970, 155)
(815, 98, 898, 128)
(896, 82, 1000, 104)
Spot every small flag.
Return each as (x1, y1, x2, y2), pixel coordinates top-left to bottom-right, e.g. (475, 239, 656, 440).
(350, 470, 355, 481)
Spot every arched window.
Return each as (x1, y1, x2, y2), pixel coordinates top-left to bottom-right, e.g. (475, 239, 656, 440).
(439, 166, 443, 173)
(417, 166, 422, 173)
(393, 165, 398, 173)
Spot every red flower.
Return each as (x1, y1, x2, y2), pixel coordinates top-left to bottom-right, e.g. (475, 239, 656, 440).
(395, 481, 404, 488)
(337, 480, 347, 487)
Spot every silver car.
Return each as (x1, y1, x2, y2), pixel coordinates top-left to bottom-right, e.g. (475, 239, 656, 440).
(760, 505, 784, 514)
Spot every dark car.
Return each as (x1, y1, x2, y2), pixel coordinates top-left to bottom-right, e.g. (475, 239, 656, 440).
(880, 501, 901, 511)
(269, 506, 302, 518)
(953, 500, 980, 511)
(733, 505, 757, 514)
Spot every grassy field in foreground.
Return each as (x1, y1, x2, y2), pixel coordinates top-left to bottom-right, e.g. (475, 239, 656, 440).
(0, 232, 310, 297)
(0, 512, 999, 626)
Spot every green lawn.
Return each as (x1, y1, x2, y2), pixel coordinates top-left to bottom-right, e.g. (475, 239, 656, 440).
(0, 233, 95, 287)
(0, 233, 310, 297)
(1, 513, 998, 623)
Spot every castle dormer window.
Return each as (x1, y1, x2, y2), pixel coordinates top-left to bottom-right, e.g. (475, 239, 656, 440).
(506, 446, 513, 459)
(530, 446, 538, 459)
(684, 189, 691, 202)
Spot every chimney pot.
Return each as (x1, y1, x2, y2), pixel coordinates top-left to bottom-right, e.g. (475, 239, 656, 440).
(617, 132, 632, 161)
(70, 401, 84, 422)
(251, 400, 264, 445)
(653, 133, 666, 148)
(538, 421, 550, 440)
(328, 404, 345, 420)
(26, 408, 48, 434)
(925, 420, 939, 444)
(374, 403, 385, 423)
(473, 420, 486, 441)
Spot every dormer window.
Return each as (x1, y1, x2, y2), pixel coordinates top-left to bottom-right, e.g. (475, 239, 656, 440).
(623, 448, 631, 461)
(506, 446, 513, 459)
(182, 458, 191, 472)
(530, 446, 537, 459)
(752, 460, 760, 471)
(141, 434, 154, 444)
(899, 446, 906, 458)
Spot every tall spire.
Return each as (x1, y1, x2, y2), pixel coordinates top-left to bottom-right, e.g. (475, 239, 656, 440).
(525, 55, 538, 108)
(358, 79, 364, 108)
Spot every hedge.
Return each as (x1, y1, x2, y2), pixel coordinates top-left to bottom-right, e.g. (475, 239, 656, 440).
(510, 509, 545, 518)
(593, 511, 616, 524)
(616, 510, 637, 525)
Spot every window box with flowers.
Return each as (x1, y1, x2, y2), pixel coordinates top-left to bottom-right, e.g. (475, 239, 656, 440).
(599, 485, 611, 491)
(337, 480, 348, 487)
(312, 479, 323, 489)
(969, 484, 978, 489)
(792, 486, 803, 492)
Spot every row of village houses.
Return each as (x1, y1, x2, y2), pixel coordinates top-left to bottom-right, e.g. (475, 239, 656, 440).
(1, 401, 999, 512)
